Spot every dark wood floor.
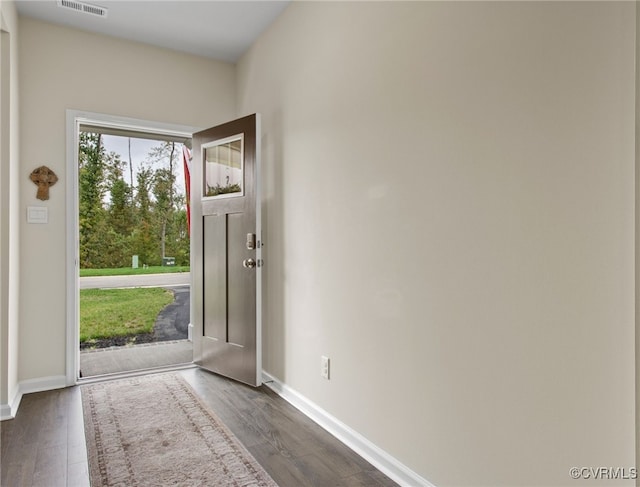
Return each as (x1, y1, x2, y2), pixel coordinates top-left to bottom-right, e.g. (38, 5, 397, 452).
(1, 368, 398, 487)
(0, 386, 89, 486)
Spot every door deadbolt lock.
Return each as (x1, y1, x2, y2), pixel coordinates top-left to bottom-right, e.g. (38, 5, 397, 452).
(243, 258, 257, 269)
(246, 233, 256, 250)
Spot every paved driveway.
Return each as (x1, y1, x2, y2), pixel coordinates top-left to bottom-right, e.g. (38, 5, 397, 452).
(79, 272, 190, 289)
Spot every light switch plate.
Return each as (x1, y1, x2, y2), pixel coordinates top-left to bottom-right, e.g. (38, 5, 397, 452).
(27, 206, 48, 224)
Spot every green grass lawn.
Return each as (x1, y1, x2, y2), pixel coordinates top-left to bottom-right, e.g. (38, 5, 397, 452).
(80, 287, 174, 342)
(80, 266, 190, 277)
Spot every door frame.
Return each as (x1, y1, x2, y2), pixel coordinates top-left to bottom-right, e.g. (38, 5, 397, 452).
(64, 109, 199, 385)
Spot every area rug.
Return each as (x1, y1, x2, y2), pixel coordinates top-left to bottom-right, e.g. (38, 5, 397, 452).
(81, 373, 278, 487)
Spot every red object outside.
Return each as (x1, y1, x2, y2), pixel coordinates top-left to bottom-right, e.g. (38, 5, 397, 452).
(182, 146, 192, 236)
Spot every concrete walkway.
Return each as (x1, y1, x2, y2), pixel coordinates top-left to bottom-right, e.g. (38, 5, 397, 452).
(80, 340, 193, 377)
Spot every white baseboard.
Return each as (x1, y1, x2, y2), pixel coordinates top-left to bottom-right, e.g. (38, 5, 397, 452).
(0, 375, 67, 421)
(0, 403, 12, 420)
(19, 375, 67, 395)
(261, 371, 435, 487)
(0, 385, 20, 421)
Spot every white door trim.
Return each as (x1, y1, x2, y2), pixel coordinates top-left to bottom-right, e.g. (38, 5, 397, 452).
(65, 110, 199, 385)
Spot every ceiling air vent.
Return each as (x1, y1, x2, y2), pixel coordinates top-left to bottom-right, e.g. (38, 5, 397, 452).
(57, 0, 108, 18)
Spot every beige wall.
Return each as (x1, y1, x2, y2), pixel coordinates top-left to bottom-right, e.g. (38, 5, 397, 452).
(17, 17, 236, 381)
(238, 2, 636, 486)
(0, 0, 20, 412)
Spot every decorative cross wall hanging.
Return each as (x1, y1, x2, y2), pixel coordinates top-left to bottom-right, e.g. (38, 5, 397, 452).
(30, 166, 58, 201)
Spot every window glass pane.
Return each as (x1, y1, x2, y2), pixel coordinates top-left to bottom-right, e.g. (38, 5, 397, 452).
(204, 136, 242, 198)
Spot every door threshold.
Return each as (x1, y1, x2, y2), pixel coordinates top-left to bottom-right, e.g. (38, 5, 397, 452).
(77, 362, 197, 385)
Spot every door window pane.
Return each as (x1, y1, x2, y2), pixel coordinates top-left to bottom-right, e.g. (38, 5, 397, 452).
(204, 136, 243, 198)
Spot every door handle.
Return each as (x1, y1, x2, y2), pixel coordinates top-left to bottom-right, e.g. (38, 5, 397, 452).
(243, 258, 256, 269)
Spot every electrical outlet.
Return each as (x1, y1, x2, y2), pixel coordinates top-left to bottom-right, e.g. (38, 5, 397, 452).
(321, 355, 330, 380)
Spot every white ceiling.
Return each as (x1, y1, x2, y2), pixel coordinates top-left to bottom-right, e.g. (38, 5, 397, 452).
(15, 0, 290, 63)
